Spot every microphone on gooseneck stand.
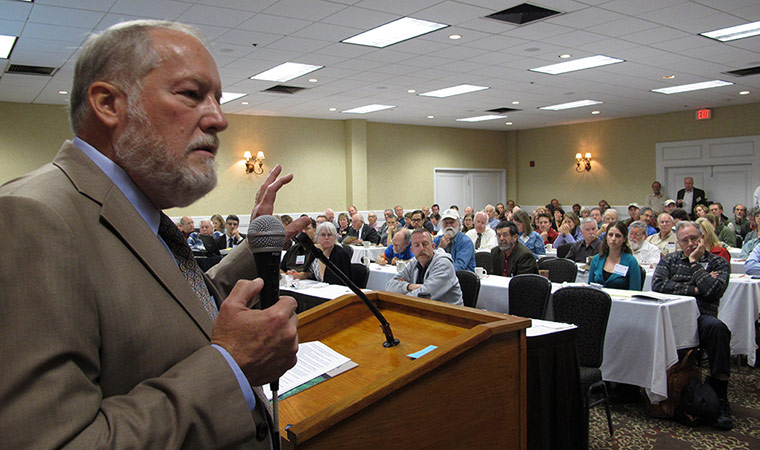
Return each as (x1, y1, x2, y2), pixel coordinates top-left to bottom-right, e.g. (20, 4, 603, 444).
(294, 233, 399, 348)
(247, 215, 286, 450)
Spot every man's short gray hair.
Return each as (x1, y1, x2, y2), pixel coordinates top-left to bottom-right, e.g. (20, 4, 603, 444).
(580, 217, 598, 229)
(675, 220, 702, 236)
(396, 227, 412, 245)
(639, 206, 653, 215)
(411, 228, 431, 240)
(629, 220, 647, 231)
(70, 20, 207, 134)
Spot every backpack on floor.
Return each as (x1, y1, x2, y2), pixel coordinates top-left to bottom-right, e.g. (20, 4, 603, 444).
(645, 348, 700, 418)
(673, 379, 720, 427)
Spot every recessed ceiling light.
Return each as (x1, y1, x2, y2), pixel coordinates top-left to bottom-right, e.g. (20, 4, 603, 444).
(220, 92, 247, 104)
(505, 122, 513, 125)
(427, 115, 435, 119)
(308, 78, 318, 83)
(539, 100, 602, 111)
(651, 80, 734, 94)
(341, 104, 396, 114)
(0, 35, 18, 59)
(663, 75, 675, 79)
(57, 90, 68, 95)
(449, 34, 462, 40)
(456, 115, 507, 122)
(591, 110, 600, 115)
(419, 84, 489, 98)
(530, 55, 624, 75)
(407, 89, 416, 93)
(342, 17, 448, 48)
(559, 54, 572, 59)
(700, 20, 760, 42)
(329, 107, 337, 111)
(250, 62, 323, 82)
(512, 101, 520, 105)
(241, 101, 249, 105)
(739, 90, 750, 95)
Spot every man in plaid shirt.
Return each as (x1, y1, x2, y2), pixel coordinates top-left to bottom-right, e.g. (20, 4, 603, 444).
(652, 221, 733, 429)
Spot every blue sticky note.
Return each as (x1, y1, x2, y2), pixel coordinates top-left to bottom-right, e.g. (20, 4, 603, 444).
(408, 345, 437, 359)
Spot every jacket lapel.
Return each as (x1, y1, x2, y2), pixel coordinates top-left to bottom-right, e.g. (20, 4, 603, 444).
(54, 141, 214, 338)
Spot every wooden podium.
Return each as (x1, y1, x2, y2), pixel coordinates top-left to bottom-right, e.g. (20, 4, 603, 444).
(279, 291, 530, 450)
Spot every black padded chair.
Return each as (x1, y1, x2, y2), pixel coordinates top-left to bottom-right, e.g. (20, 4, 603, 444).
(735, 234, 743, 249)
(350, 263, 369, 289)
(456, 270, 481, 308)
(640, 266, 646, 289)
(552, 286, 614, 437)
(341, 243, 353, 258)
(538, 257, 577, 283)
(475, 251, 493, 274)
(556, 242, 573, 259)
(508, 274, 552, 319)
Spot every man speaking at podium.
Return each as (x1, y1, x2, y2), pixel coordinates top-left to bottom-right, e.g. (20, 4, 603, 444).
(0, 20, 307, 448)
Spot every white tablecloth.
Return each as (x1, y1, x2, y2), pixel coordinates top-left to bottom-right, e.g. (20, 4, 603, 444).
(720, 274, 760, 366)
(347, 245, 386, 264)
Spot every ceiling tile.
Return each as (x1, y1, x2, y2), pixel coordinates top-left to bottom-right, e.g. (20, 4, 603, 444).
(110, 0, 192, 19)
(176, 4, 256, 28)
(0, 1, 33, 22)
(262, 0, 346, 21)
(237, 13, 311, 35)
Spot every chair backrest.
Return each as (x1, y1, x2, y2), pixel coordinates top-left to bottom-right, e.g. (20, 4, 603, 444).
(342, 243, 353, 258)
(475, 251, 493, 274)
(456, 270, 481, 308)
(552, 287, 612, 368)
(350, 263, 369, 289)
(735, 234, 743, 249)
(556, 242, 573, 259)
(640, 266, 646, 288)
(537, 258, 577, 283)
(508, 274, 552, 319)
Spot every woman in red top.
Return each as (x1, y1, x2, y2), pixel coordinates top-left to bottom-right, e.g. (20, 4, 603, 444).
(696, 217, 730, 263)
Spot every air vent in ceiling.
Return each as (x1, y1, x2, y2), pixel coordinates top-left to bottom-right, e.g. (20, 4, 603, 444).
(724, 65, 760, 77)
(261, 85, 306, 94)
(486, 3, 561, 25)
(486, 107, 521, 114)
(5, 64, 58, 76)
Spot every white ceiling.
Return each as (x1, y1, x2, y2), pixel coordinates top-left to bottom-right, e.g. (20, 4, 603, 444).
(1, 0, 759, 130)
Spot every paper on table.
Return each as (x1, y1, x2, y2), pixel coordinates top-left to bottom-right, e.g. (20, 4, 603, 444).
(262, 341, 351, 400)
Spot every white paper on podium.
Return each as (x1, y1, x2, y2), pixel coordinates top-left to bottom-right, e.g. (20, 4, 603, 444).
(262, 341, 351, 400)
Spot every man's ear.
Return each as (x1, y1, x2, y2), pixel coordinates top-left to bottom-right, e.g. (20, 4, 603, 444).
(87, 81, 127, 129)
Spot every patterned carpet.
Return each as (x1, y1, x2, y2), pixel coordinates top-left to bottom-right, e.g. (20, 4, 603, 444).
(589, 364, 760, 449)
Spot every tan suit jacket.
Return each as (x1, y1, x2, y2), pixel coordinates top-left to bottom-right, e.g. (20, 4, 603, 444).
(0, 142, 270, 449)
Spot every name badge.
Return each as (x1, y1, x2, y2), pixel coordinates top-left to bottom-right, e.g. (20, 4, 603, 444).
(613, 264, 629, 276)
(666, 242, 676, 251)
(296, 255, 305, 264)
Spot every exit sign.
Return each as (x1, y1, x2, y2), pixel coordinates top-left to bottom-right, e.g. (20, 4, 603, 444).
(696, 108, 712, 120)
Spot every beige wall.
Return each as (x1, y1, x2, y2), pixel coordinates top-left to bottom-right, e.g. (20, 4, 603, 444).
(2, 100, 759, 216)
(515, 102, 760, 207)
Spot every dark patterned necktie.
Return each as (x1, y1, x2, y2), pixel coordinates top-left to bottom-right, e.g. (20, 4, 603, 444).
(158, 213, 218, 321)
(475, 233, 482, 249)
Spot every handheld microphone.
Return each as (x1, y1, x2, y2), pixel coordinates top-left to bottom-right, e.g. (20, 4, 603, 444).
(247, 215, 286, 310)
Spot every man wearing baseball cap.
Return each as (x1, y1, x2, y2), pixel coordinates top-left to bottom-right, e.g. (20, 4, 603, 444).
(432, 209, 475, 271)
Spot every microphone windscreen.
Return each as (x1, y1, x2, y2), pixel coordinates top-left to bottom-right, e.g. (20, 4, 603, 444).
(248, 215, 286, 252)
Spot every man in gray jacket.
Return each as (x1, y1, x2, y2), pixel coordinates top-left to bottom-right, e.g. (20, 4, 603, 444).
(385, 229, 463, 305)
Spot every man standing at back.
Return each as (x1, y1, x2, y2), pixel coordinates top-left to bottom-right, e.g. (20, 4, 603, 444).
(0, 20, 305, 449)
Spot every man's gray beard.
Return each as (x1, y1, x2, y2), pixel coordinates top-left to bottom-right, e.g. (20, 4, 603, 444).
(629, 240, 642, 251)
(499, 242, 512, 252)
(113, 100, 218, 208)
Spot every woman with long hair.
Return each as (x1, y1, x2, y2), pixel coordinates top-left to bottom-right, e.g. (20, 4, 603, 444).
(588, 221, 642, 290)
(512, 210, 546, 257)
(696, 217, 731, 263)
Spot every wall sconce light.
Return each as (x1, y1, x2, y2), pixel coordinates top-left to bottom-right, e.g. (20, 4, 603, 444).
(244, 151, 265, 174)
(575, 152, 592, 172)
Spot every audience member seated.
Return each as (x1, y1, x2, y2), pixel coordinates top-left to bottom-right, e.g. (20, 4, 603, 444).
(589, 221, 642, 290)
(336, 212, 350, 242)
(281, 218, 317, 274)
(430, 212, 441, 234)
(598, 199, 611, 212)
(210, 213, 225, 236)
(625, 203, 641, 226)
(629, 221, 660, 266)
(484, 204, 500, 229)
(512, 210, 546, 257)
(638, 206, 658, 235)
(466, 211, 498, 251)
(377, 209, 394, 237)
(590, 207, 603, 226)
(315, 214, 328, 225)
(705, 213, 736, 247)
(367, 212, 381, 232)
(572, 203, 582, 216)
(489, 221, 539, 276)
(187, 219, 215, 251)
(407, 209, 434, 233)
(694, 203, 709, 219)
(647, 213, 677, 255)
(740, 208, 760, 258)
(461, 212, 475, 233)
(744, 236, 760, 275)
(433, 209, 476, 272)
(729, 204, 750, 238)
(552, 207, 565, 231)
(347, 205, 358, 218)
(709, 202, 730, 226)
(696, 218, 731, 263)
(596, 208, 618, 237)
(664, 199, 677, 215)
(395, 205, 406, 227)
(386, 229, 463, 305)
(535, 212, 558, 245)
(324, 208, 336, 226)
(179, 216, 195, 240)
(377, 227, 413, 266)
(652, 221, 733, 430)
(222, 214, 245, 248)
(530, 207, 548, 230)
(579, 207, 590, 218)
(280, 214, 293, 227)
(552, 212, 582, 248)
(566, 218, 601, 263)
(670, 208, 690, 224)
(379, 215, 399, 247)
(346, 213, 381, 244)
(291, 222, 352, 286)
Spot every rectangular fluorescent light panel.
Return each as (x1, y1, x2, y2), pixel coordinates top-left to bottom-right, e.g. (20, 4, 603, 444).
(539, 100, 602, 111)
(220, 92, 247, 104)
(0, 35, 18, 59)
(701, 20, 760, 42)
(250, 62, 322, 83)
(651, 80, 734, 95)
(341, 104, 396, 114)
(419, 84, 490, 98)
(456, 115, 507, 122)
(530, 55, 624, 75)
(342, 17, 448, 48)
